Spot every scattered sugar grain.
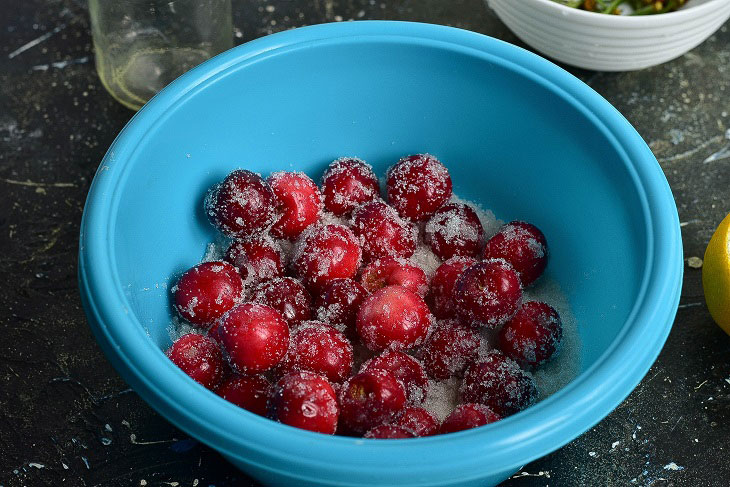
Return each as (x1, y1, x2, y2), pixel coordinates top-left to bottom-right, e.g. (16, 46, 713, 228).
(450, 195, 502, 239)
(423, 377, 461, 422)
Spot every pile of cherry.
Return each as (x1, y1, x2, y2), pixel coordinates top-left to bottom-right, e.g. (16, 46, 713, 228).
(166, 154, 563, 439)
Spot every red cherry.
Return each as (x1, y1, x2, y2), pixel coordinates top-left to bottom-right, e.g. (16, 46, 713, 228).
(425, 203, 484, 260)
(166, 334, 224, 390)
(313, 278, 368, 333)
(393, 407, 440, 437)
(427, 256, 478, 319)
(278, 321, 354, 383)
(386, 154, 452, 221)
(363, 424, 414, 439)
(498, 301, 562, 367)
(439, 403, 501, 434)
(225, 238, 284, 288)
(421, 320, 482, 380)
(356, 285, 433, 352)
(205, 169, 277, 238)
(351, 201, 417, 262)
(267, 171, 322, 240)
(359, 258, 428, 296)
(361, 350, 429, 405)
(173, 261, 243, 328)
(460, 351, 537, 417)
(216, 374, 271, 416)
(292, 224, 362, 293)
(251, 277, 312, 326)
(483, 221, 548, 286)
(338, 368, 407, 434)
(217, 303, 290, 374)
(453, 259, 522, 329)
(269, 371, 339, 434)
(321, 157, 380, 216)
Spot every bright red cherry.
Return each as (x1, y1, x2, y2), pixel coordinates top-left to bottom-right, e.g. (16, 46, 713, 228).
(313, 278, 368, 333)
(205, 169, 277, 238)
(278, 321, 353, 383)
(461, 351, 537, 417)
(361, 350, 429, 405)
(216, 374, 271, 416)
(251, 277, 312, 326)
(426, 256, 477, 319)
(363, 424, 414, 439)
(425, 203, 484, 260)
(269, 371, 339, 434)
(166, 334, 224, 390)
(338, 368, 407, 434)
(393, 407, 439, 437)
(483, 221, 548, 286)
(292, 224, 362, 293)
(421, 320, 482, 380)
(217, 303, 290, 374)
(351, 200, 417, 261)
(356, 285, 433, 352)
(453, 259, 522, 328)
(321, 157, 380, 216)
(267, 171, 322, 240)
(498, 301, 563, 367)
(225, 238, 284, 288)
(439, 403, 501, 434)
(386, 154, 452, 221)
(173, 261, 243, 328)
(359, 258, 428, 296)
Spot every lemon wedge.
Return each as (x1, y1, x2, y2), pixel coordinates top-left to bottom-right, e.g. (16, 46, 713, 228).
(703, 212, 730, 335)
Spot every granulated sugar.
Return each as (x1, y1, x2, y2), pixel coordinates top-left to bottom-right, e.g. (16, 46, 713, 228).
(170, 189, 582, 423)
(524, 278, 581, 397)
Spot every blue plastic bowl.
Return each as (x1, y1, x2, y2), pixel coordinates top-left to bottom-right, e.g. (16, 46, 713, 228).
(79, 21, 682, 487)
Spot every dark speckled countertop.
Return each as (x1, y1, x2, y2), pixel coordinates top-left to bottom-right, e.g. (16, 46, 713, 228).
(2, 1, 730, 486)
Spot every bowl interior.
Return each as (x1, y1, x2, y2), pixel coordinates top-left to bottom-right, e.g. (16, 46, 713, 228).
(110, 37, 646, 374)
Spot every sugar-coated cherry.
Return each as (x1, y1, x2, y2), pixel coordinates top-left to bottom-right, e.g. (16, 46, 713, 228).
(216, 374, 271, 416)
(453, 259, 522, 328)
(321, 157, 380, 216)
(386, 154, 452, 221)
(225, 238, 284, 288)
(251, 277, 312, 326)
(483, 221, 548, 286)
(425, 203, 484, 260)
(292, 224, 362, 293)
(338, 368, 407, 434)
(363, 424, 414, 439)
(361, 350, 429, 405)
(205, 169, 277, 238)
(427, 256, 478, 319)
(174, 261, 243, 328)
(498, 301, 562, 367)
(268, 371, 339, 434)
(460, 351, 537, 417)
(356, 285, 433, 352)
(393, 407, 439, 437)
(267, 171, 322, 240)
(217, 303, 290, 374)
(278, 321, 353, 383)
(359, 258, 428, 296)
(421, 320, 482, 380)
(313, 278, 368, 333)
(439, 403, 501, 434)
(166, 334, 224, 390)
(351, 200, 417, 261)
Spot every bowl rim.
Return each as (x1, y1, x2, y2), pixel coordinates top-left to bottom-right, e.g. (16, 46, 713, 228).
(79, 20, 683, 484)
(510, 0, 728, 27)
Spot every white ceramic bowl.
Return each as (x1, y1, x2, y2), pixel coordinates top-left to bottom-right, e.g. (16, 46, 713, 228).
(487, 0, 730, 71)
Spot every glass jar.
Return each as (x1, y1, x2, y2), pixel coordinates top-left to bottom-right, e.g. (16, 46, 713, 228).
(89, 0, 233, 111)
